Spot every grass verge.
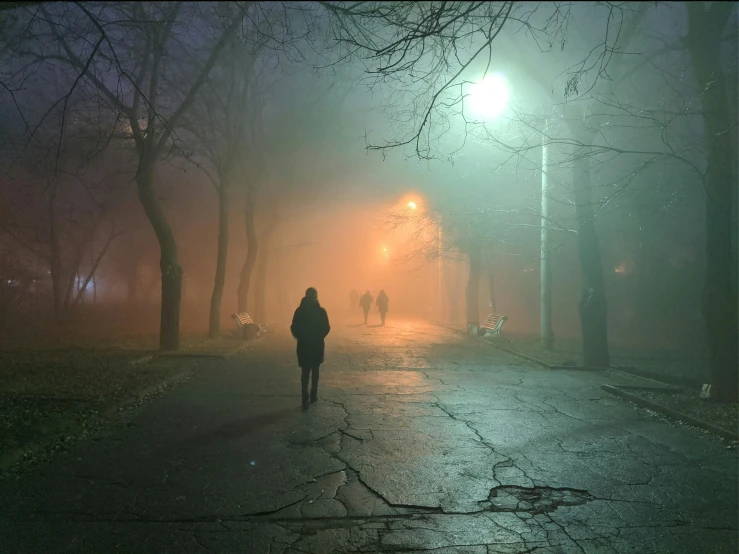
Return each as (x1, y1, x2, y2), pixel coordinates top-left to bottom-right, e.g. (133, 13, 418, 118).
(0, 333, 259, 477)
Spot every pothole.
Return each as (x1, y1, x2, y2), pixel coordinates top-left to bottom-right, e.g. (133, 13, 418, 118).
(481, 485, 593, 514)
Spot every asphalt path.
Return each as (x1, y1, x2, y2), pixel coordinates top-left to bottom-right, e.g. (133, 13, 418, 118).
(2, 320, 736, 553)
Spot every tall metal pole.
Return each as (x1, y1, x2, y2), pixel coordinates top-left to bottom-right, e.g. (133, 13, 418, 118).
(540, 118, 554, 350)
(438, 223, 443, 321)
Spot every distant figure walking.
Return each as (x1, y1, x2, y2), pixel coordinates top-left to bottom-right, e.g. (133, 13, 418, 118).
(349, 289, 360, 312)
(376, 289, 389, 326)
(291, 287, 331, 410)
(359, 290, 373, 324)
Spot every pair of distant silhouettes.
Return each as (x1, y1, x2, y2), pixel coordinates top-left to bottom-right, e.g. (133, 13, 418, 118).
(352, 289, 390, 325)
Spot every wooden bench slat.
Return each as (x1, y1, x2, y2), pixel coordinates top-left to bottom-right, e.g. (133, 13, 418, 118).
(231, 311, 265, 339)
(231, 312, 254, 329)
(479, 313, 508, 337)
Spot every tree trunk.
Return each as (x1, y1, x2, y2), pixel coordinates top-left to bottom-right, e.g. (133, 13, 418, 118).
(686, 2, 739, 402)
(63, 240, 86, 313)
(90, 240, 97, 305)
(237, 188, 257, 313)
(208, 182, 230, 338)
(47, 180, 63, 322)
(465, 243, 482, 327)
(253, 221, 277, 323)
(273, 232, 286, 323)
(137, 167, 182, 351)
(573, 144, 610, 368)
(702, 166, 738, 401)
(486, 251, 497, 314)
(446, 256, 460, 323)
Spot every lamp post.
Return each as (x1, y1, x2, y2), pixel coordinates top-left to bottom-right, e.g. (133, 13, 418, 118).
(408, 200, 443, 321)
(468, 73, 553, 349)
(437, 222, 443, 321)
(540, 119, 553, 350)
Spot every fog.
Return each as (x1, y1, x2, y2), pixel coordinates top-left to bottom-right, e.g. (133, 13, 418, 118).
(0, 2, 736, 390)
(2, 6, 739, 550)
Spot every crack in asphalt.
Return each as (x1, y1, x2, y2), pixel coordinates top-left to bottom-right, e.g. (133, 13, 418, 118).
(338, 428, 365, 443)
(431, 396, 499, 454)
(191, 532, 217, 554)
(8, 326, 737, 554)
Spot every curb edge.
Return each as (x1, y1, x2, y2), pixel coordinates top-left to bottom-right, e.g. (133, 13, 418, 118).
(601, 384, 738, 442)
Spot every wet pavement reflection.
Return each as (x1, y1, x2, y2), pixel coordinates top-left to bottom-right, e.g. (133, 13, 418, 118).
(1, 320, 737, 553)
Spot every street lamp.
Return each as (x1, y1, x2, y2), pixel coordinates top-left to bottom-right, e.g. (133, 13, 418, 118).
(403, 198, 442, 320)
(467, 73, 553, 350)
(468, 73, 510, 119)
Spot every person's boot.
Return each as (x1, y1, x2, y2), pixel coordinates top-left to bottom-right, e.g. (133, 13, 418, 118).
(310, 390, 318, 403)
(302, 392, 310, 410)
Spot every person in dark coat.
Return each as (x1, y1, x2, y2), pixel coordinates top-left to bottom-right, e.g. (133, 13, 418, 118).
(359, 290, 373, 324)
(291, 287, 331, 409)
(376, 289, 389, 326)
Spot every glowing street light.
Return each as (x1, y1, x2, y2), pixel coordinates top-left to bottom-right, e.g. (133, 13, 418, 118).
(468, 71, 553, 349)
(467, 72, 510, 120)
(407, 201, 417, 210)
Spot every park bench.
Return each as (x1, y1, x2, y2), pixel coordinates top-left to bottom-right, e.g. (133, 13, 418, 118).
(477, 313, 508, 338)
(231, 312, 265, 339)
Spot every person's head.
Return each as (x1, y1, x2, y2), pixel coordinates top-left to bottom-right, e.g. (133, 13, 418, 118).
(305, 287, 318, 300)
(365, 290, 370, 295)
(379, 289, 385, 295)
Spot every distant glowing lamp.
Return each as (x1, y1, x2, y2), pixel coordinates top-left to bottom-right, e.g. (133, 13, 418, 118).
(407, 201, 417, 210)
(468, 72, 510, 119)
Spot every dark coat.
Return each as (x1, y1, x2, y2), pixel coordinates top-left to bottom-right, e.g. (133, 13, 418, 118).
(359, 293, 373, 309)
(376, 292, 389, 313)
(291, 297, 331, 367)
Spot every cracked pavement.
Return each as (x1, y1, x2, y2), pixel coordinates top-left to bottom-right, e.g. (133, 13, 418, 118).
(1, 320, 736, 553)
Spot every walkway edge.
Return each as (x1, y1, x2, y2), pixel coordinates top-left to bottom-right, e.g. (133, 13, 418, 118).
(439, 324, 699, 389)
(605, 365, 703, 390)
(103, 370, 193, 416)
(601, 384, 738, 442)
(1, 370, 193, 474)
(440, 324, 590, 370)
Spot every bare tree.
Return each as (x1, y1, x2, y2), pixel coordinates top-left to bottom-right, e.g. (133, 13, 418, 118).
(0, 100, 125, 321)
(237, 181, 259, 313)
(236, 77, 269, 318)
(684, 2, 738, 401)
(321, 2, 629, 158)
(252, 207, 280, 324)
(3, 2, 249, 349)
(243, 61, 358, 323)
(508, 2, 737, 397)
(320, 1, 642, 366)
(180, 37, 265, 336)
(386, 199, 518, 328)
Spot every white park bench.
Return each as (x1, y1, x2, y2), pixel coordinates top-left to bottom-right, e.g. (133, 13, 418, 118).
(478, 313, 508, 338)
(231, 312, 265, 338)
